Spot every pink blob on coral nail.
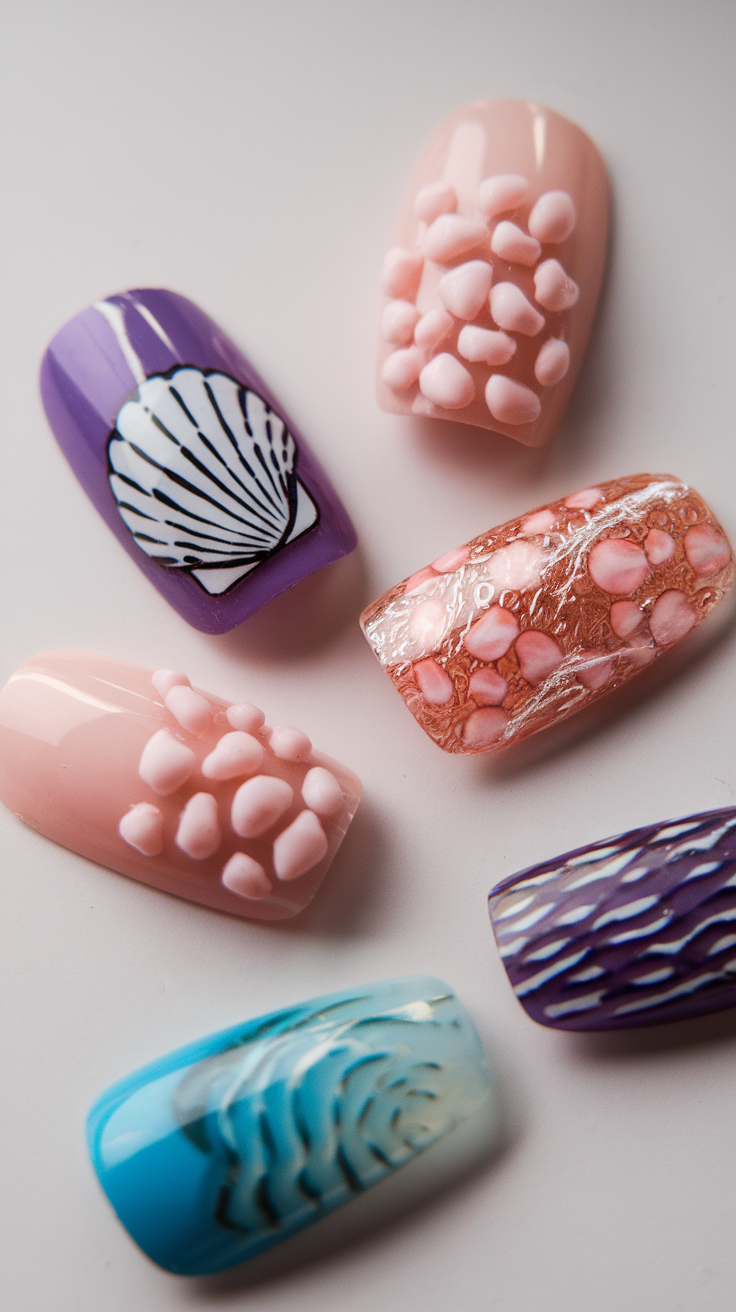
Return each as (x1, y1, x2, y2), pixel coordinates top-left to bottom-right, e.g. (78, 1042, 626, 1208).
(533, 259, 579, 312)
(484, 540, 546, 592)
(404, 566, 438, 597)
(381, 300, 420, 346)
(201, 731, 264, 781)
(414, 309, 454, 353)
(381, 247, 424, 299)
(413, 180, 457, 223)
(231, 775, 294, 838)
(269, 726, 312, 762)
(644, 529, 676, 565)
(414, 659, 454, 704)
(422, 214, 488, 263)
(565, 487, 603, 510)
(438, 260, 494, 320)
(409, 599, 448, 652)
(119, 803, 164, 856)
(522, 508, 556, 536)
(535, 338, 570, 386)
(490, 282, 545, 336)
(516, 631, 564, 685)
(419, 354, 475, 409)
(457, 326, 516, 366)
(485, 375, 541, 425)
(468, 669, 508, 705)
(139, 729, 196, 796)
(588, 539, 649, 595)
(528, 191, 576, 244)
(684, 524, 731, 576)
(463, 707, 509, 749)
(381, 347, 423, 392)
(478, 173, 529, 217)
(175, 792, 221, 860)
(301, 767, 343, 818)
(221, 852, 272, 900)
(575, 651, 614, 690)
(431, 544, 470, 573)
(465, 605, 519, 662)
(610, 600, 644, 638)
(226, 703, 266, 733)
(273, 811, 328, 881)
(165, 685, 213, 736)
(649, 590, 696, 645)
(491, 221, 541, 266)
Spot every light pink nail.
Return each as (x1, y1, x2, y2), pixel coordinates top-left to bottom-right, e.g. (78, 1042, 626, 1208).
(377, 99, 609, 447)
(0, 654, 361, 920)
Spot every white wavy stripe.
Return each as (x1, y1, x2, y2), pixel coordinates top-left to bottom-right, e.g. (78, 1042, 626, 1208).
(514, 949, 588, 997)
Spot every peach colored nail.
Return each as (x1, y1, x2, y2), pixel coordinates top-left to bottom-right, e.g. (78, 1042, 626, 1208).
(0, 653, 361, 920)
(377, 99, 609, 447)
(360, 474, 733, 754)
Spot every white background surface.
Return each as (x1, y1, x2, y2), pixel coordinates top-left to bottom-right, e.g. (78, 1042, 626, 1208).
(2, 2, 736, 1308)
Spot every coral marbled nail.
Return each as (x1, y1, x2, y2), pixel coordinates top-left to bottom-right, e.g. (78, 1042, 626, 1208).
(378, 99, 609, 446)
(360, 474, 733, 754)
(40, 288, 357, 634)
(0, 652, 361, 920)
(87, 977, 497, 1274)
(489, 808, 736, 1030)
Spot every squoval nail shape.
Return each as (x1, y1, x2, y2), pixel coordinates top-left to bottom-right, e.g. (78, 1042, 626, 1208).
(41, 289, 357, 633)
(0, 651, 361, 920)
(489, 808, 736, 1030)
(378, 99, 609, 446)
(87, 977, 495, 1275)
(360, 474, 733, 754)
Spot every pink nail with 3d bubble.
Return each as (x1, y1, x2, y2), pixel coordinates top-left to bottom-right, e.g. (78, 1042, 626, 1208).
(0, 653, 361, 920)
(377, 99, 609, 447)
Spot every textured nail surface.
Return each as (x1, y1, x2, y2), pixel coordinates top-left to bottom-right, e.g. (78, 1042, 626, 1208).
(489, 808, 736, 1030)
(87, 977, 494, 1274)
(41, 289, 357, 633)
(360, 474, 733, 754)
(0, 651, 361, 920)
(378, 100, 608, 446)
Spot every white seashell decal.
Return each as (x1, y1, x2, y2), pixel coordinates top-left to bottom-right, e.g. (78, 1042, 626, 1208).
(107, 366, 319, 595)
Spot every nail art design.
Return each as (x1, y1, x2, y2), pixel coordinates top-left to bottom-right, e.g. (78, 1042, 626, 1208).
(0, 652, 361, 920)
(41, 289, 357, 633)
(489, 808, 736, 1030)
(378, 100, 609, 446)
(360, 474, 733, 754)
(87, 977, 495, 1274)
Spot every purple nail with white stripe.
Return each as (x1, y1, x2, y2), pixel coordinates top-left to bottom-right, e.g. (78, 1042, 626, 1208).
(489, 807, 736, 1030)
(40, 289, 357, 634)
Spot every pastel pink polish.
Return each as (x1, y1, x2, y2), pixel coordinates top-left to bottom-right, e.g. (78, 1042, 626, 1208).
(377, 100, 609, 446)
(0, 652, 361, 920)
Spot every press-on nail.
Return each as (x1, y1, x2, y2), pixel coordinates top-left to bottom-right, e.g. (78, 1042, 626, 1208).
(489, 807, 736, 1030)
(86, 978, 496, 1274)
(360, 474, 733, 754)
(40, 289, 357, 633)
(377, 99, 609, 446)
(0, 653, 361, 920)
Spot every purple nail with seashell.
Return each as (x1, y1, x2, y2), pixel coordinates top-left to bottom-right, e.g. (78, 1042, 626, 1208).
(40, 289, 357, 633)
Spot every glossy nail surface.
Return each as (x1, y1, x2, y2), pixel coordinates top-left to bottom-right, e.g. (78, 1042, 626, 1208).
(0, 651, 361, 920)
(87, 977, 494, 1274)
(360, 474, 733, 754)
(489, 808, 736, 1030)
(41, 288, 357, 633)
(378, 100, 609, 446)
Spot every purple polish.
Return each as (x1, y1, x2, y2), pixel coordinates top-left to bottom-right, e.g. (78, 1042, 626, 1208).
(40, 289, 357, 634)
(489, 807, 736, 1030)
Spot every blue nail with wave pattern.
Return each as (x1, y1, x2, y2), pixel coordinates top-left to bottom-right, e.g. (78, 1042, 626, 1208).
(489, 806, 736, 1030)
(87, 977, 493, 1274)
